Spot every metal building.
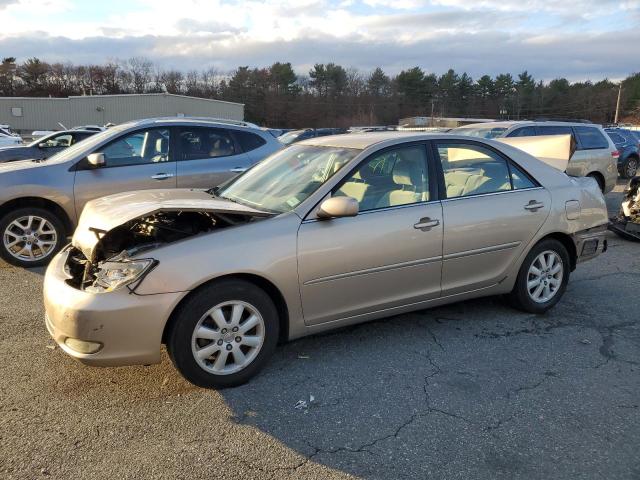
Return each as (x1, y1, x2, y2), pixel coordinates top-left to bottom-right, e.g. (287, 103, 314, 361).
(0, 93, 244, 133)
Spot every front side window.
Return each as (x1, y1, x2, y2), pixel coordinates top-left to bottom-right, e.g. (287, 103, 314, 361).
(41, 133, 73, 148)
(178, 127, 236, 161)
(507, 126, 536, 137)
(574, 126, 608, 150)
(101, 128, 170, 167)
(334, 146, 429, 211)
(437, 142, 512, 198)
(217, 144, 360, 213)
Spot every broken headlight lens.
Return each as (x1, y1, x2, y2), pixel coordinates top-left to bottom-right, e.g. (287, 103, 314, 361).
(88, 257, 156, 293)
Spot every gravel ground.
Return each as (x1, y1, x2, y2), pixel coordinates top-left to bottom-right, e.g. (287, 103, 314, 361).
(0, 182, 638, 480)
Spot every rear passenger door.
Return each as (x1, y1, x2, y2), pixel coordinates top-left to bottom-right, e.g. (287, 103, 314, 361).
(434, 140, 551, 295)
(175, 126, 251, 189)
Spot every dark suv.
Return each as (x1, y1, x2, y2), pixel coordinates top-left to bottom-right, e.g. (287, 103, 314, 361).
(279, 128, 347, 145)
(605, 128, 640, 178)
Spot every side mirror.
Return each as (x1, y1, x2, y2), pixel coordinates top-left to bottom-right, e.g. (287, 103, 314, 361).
(37, 143, 46, 149)
(317, 196, 359, 219)
(87, 152, 105, 168)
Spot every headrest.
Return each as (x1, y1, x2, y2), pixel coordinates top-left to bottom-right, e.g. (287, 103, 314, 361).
(156, 137, 168, 153)
(393, 159, 421, 186)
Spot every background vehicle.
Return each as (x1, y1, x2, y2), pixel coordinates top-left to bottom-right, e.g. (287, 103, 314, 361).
(453, 120, 618, 193)
(279, 128, 347, 145)
(0, 127, 22, 147)
(0, 130, 96, 163)
(605, 128, 640, 178)
(0, 117, 282, 267)
(44, 132, 608, 388)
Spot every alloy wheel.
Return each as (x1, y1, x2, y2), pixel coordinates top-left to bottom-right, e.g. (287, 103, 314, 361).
(626, 159, 638, 178)
(526, 250, 564, 304)
(3, 215, 58, 262)
(191, 301, 265, 375)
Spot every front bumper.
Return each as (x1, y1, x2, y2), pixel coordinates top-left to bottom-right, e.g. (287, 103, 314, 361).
(44, 249, 185, 367)
(572, 224, 608, 264)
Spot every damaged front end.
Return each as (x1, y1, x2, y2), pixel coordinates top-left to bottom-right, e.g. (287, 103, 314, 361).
(65, 209, 260, 292)
(609, 177, 640, 242)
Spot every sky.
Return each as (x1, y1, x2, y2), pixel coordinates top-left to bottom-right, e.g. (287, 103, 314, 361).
(0, 0, 639, 81)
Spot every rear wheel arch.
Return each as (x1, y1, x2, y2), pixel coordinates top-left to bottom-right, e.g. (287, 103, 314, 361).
(535, 232, 577, 271)
(0, 197, 72, 234)
(162, 273, 290, 345)
(586, 171, 605, 192)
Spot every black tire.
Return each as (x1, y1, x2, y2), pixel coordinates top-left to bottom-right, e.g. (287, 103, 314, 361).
(621, 157, 638, 179)
(167, 280, 280, 389)
(508, 239, 570, 314)
(587, 173, 605, 193)
(0, 207, 67, 268)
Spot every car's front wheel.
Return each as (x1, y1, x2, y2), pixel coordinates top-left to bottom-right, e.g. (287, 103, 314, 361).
(0, 207, 66, 267)
(508, 239, 570, 314)
(167, 280, 279, 389)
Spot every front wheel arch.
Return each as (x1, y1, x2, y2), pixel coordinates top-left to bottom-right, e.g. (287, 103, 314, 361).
(0, 197, 72, 234)
(162, 273, 290, 345)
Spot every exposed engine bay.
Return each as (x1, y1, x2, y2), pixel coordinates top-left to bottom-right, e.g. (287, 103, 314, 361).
(65, 210, 259, 290)
(609, 177, 640, 242)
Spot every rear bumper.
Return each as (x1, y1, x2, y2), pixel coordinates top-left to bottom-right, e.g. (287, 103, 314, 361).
(44, 249, 185, 367)
(572, 224, 607, 264)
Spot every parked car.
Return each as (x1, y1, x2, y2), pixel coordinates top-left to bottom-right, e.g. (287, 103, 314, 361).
(0, 128, 22, 147)
(453, 121, 618, 193)
(0, 117, 282, 267)
(279, 128, 347, 145)
(605, 128, 640, 178)
(43, 132, 608, 388)
(0, 129, 97, 163)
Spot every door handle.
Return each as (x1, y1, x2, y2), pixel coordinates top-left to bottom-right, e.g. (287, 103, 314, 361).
(151, 173, 174, 180)
(414, 217, 440, 231)
(524, 200, 544, 211)
(230, 167, 247, 173)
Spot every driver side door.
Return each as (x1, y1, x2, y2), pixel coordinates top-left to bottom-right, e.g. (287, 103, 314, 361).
(73, 127, 176, 216)
(297, 144, 443, 326)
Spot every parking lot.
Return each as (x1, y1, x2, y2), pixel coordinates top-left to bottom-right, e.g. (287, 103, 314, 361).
(0, 183, 638, 480)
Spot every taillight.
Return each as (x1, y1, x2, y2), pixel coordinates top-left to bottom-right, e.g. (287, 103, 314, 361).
(611, 150, 619, 158)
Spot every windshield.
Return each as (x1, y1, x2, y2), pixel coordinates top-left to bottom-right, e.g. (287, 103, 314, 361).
(453, 126, 508, 139)
(217, 144, 361, 213)
(278, 130, 305, 145)
(43, 124, 130, 164)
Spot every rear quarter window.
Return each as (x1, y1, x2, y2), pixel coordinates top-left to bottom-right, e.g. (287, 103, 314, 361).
(607, 132, 626, 145)
(235, 130, 267, 153)
(574, 126, 609, 150)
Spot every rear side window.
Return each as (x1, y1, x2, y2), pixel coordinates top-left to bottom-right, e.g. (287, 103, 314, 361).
(235, 130, 267, 153)
(178, 127, 237, 160)
(574, 126, 608, 150)
(607, 132, 625, 145)
(510, 162, 537, 189)
(507, 126, 536, 137)
(436, 143, 512, 198)
(536, 125, 573, 136)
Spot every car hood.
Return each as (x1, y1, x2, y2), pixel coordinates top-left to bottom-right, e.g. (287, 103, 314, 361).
(72, 188, 271, 260)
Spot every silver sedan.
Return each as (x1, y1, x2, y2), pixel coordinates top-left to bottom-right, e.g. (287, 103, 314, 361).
(44, 133, 609, 388)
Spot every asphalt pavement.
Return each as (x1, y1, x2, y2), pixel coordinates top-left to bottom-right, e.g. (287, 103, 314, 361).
(0, 183, 638, 479)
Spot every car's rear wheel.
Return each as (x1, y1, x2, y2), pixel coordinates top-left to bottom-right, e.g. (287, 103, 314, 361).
(167, 280, 279, 389)
(621, 157, 638, 179)
(508, 239, 570, 314)
(0, 207, 66, 267)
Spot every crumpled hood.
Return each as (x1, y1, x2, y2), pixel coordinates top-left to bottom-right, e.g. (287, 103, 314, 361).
(72, 188, 270, 259)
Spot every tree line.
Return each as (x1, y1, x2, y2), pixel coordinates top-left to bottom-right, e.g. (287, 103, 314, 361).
(1, 56, 639, 128)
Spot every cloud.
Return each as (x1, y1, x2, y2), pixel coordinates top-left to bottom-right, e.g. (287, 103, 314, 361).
(0, 0, 638, 80)
(0, 26, 638, 81)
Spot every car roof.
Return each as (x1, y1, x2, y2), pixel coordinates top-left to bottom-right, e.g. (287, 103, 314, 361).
(124, 116, 264, 132)
(298, 131, 452, 149)
(458, 120, 601, 130)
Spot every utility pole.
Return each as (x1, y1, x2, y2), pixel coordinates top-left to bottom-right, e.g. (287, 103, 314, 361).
(614, 83, 622, 124)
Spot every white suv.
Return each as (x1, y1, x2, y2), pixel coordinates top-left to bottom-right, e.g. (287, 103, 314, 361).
(453, 121, 618, 193)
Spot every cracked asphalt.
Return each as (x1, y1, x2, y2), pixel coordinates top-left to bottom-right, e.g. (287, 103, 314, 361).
(1, 182, 639, 479)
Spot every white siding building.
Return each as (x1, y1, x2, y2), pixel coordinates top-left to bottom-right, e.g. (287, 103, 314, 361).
(0, 93, 244, 132)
